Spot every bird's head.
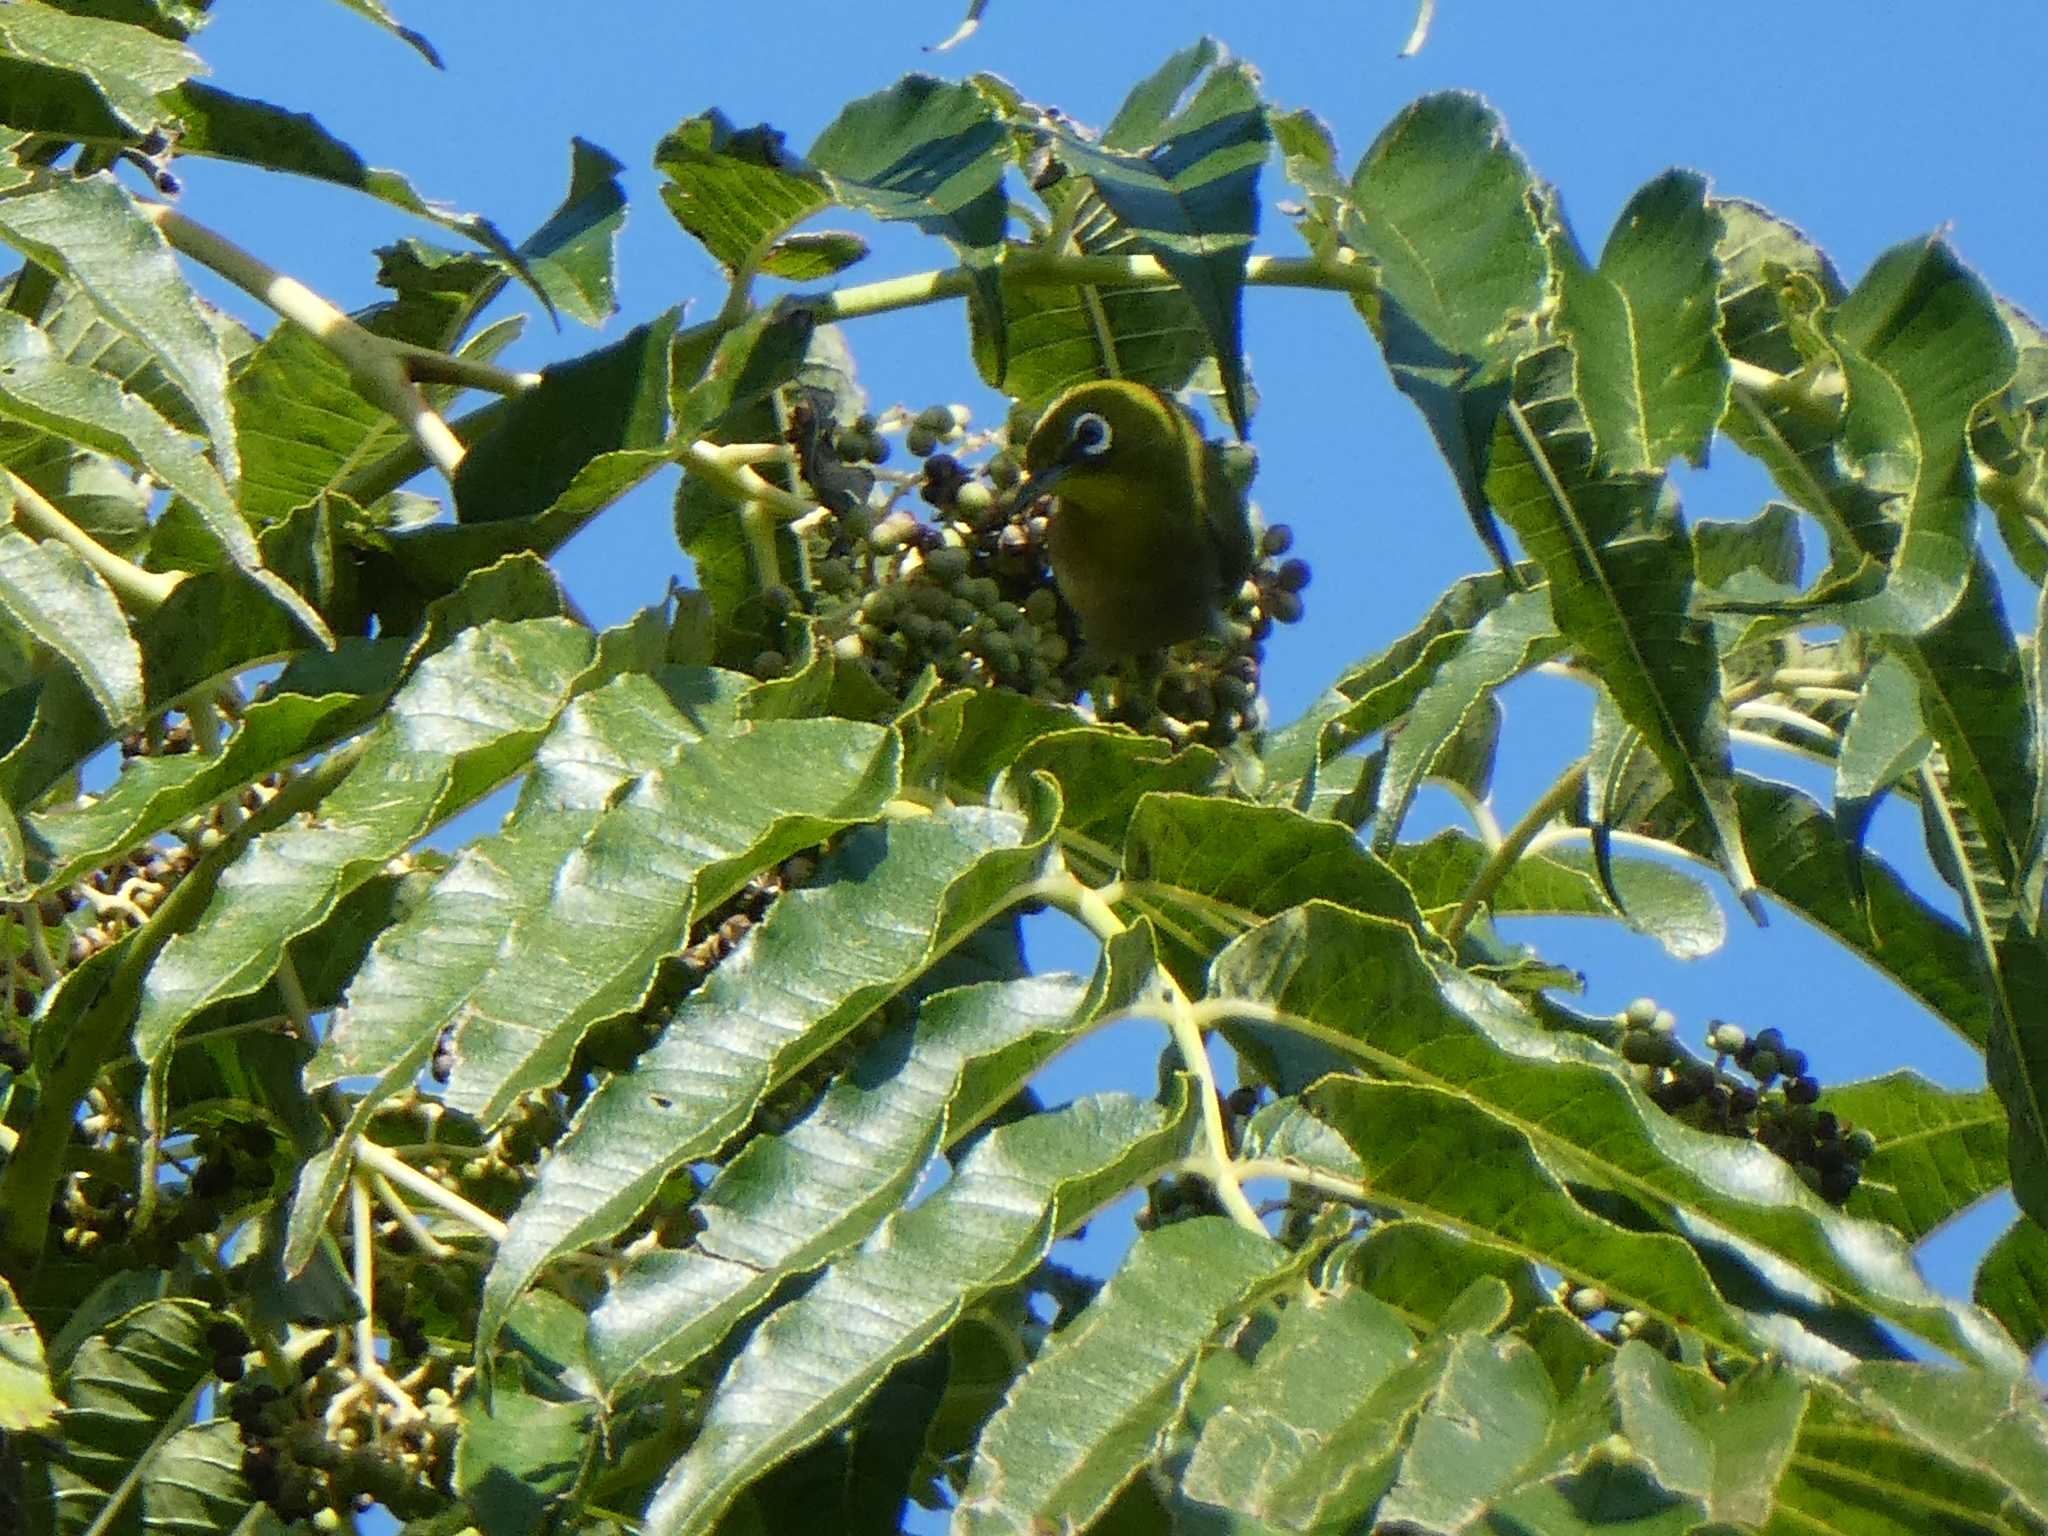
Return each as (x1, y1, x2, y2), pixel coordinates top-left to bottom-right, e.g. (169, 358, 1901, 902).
(1015, 380, 1199, 516)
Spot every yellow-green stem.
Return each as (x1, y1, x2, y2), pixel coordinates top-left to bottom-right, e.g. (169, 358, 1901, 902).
(1442, 758, 1589, 947)
(139, 205, 466, 478)
(3, 468, 183, 611)
(1038, 868, 1267, 1237)
(354, 1139, 508, 1242)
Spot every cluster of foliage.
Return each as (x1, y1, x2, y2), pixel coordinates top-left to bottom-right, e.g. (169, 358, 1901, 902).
(1, 2, 2046, 1532)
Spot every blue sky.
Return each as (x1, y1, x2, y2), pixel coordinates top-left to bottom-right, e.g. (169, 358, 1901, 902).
(171, 0, 2047, 1445)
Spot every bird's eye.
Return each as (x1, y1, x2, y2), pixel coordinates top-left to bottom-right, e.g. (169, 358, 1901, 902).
(1069, 411, 1113, 458)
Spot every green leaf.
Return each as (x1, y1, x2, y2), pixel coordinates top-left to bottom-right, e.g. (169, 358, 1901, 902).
(1339, 92, 1549, 568)
(132, 618, 599, 1123)
(1773, 1387, 2023, 1536)
(1833, 652, 1931, 874)
(0, 178, 330, 641)
(1987, 927, 2048, 1232)
(320, 0, 441, 66)
(671, 300, 817, 441)
(453, 1364, 596, 1534)
(0, 1273, 59, 1432)
(1119, 792, 1433, 991)
(971, 176, 1213, 418)
(654, 110, 830, 277)
(1045, 42, 1268, 437)
(44, 1297, 214, 1536)
(638, 1088, 1198, 1536)
(1973, 1217, 2048, 1357)
(0, 0, 198, 138)
(1259, 569, 1517, 810)
(0, 175, 235, 482)
(1379, 1327, 1563, 1531)
(1174, 1284, 1419, 1525)
(161, 85, 548, 275)
(954, 1218, 1298, 1536)
(1370, 585, 1560, 848)
(438, 714, 901, 1126)
(1825, 1074, 2007, 1245)
(808, 75, 1008, 372)
(139, 1419, 252, 1536)
(476, 787, 1060, 1353)
(1388, 828, 1726, 961)
(1213, 903, 2021, 1370)
(1555, 170, 1728, 473)
(513, 136, 627, 326)
(1837, 1362, 2048, 1527)
(1905, 558, 2037, 919)
(1827, 237, 2015, 634)
(1284, 1076, 1755, 1355)
(0, 309, 237, 540)
(587, 960, 1145, 1397)
(1487, 342, 1758, 918)
(453, 311, 676, 524)
(0, 529, 142, 726)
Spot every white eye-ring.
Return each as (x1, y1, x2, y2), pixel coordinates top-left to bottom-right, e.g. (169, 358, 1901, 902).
(1069, 411, 1113, 458)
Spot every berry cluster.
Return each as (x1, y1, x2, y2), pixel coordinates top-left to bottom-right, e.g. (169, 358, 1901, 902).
(773, 394, 1308, 749)
(227, 1325, 461, 1525)
(1617, 999, 1874, 1203)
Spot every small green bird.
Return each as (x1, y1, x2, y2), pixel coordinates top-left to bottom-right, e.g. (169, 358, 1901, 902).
(1018, 381, 1255, 656)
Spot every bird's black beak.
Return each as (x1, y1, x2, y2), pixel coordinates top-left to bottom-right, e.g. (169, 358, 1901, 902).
(1011, 459, 1072, 511)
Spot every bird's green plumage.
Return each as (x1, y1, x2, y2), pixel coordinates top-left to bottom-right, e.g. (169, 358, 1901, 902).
(1020, 381, 1253, 655)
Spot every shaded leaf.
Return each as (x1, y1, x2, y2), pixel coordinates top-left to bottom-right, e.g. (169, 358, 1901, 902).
(453, 311, 676, 524)
(1046, 42, 1267, 436)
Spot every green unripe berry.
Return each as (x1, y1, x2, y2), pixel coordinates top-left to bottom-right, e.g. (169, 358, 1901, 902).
(914, 404, 957, 433)
(1616, 1308, 1648, 1337)
(1623, 997, 1659, 1030)
(1845, 1127, 1878, 1160)
(1779, 1047, 1809, 1078)
(1022, 588, 1060, 624)
(954, 480, 995, 517)
(925, 546, 970, 582)
(1260, 522, 1294, 557)
(1747, 1049, 1781, 1080)
(1650, 1008, 1678, 1036)
(906, 424, 941, 457)
(1567, 1286, 1608, 1317)
(987, 452, 1022, 489)
(1707, 1021, 1746, 1055)
(750, 650, 787, 679)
